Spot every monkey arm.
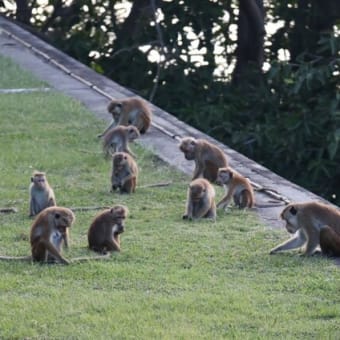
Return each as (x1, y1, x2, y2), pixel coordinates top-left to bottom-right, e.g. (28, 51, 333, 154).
(304, 231, 321, 256)
(47, 197, 56, 207)
(98, 120, 116, 138)
(217, 187, 233, 209)
(37, 239, 70, 264)
(29, 197, 37, 216)
(192, 160, 204, 179)
(124, 146, 136, 158)
(270, 230, 306, 254)
(104, 237, 121, 252)
(121, 171, 136, 185)
(183, 197, 194, 220)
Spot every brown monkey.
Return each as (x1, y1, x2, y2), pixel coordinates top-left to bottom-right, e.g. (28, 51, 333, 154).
(29, 171, 56, 217)
(270, 201, 340, 257)
(179, 137, 228, 183)
(216, 167, 254, 209)
(102, 125, 140, 159)
(98, 97, 152, 136)
(183, 178, 216, 220)
(88, 205, 128, 254)
(0, 206, 74, 264)
(111, 152, 138, 194)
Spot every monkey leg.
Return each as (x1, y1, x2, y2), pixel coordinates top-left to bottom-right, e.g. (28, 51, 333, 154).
(121, 178, 135, 194)
(33, 240, 69, 265)
(217, 193, 232, 210)
(203, 166, 217, 183)
(236, 190, 253, 209)
(320, 226, 340, 257)
(104, 239, 121, 252)
(204, 204, 217, 220)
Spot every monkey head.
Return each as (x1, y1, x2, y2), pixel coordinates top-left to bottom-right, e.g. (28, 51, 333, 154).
(189, 182, 206, 202)
(179, 137, 197, 160)
(113, 152, 129, 169)
(110, 205, 128, 234)
(107, 100, 123, 121)
(280, 204, 299, 234)
(31, 171, 47, 189)
(216, 167, 233, 186)
(127, 125, 140, 142)
(42, 207, 75, 232)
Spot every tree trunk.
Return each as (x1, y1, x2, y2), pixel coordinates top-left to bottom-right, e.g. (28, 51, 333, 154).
(232, 0, 265, 87)
(15, 0, 32, 24)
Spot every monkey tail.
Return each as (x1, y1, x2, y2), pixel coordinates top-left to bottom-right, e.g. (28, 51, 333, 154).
(139, 111, 151, 134)
(0, 207, 18, 214)
(70, 253, 112, 263)
(0, 255, 32, 261)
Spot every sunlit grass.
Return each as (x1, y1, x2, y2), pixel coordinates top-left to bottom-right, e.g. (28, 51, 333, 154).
(0, 54, 339, 339)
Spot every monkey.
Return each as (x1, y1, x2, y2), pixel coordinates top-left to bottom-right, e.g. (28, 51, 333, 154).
(270, 201, 340, 257)
(0, 206, 74, 264)
(102, 125, 140, 159)
(88, 205, 128, 254)
(216, 167, 254, 209)
(179, 137, 228, 183)
(0, 207, 113, 264)
(98, 97, 152, 137)
(183, 178, 216, 220)
(29, 171, 56, 217)
(111, 152, 138, 194)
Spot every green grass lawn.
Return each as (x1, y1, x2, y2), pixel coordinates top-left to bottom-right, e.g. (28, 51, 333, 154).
(0, 55, 339, 339)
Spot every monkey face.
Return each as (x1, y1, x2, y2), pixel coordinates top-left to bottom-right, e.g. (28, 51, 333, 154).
(113, 153, 127, 167)
(179, 138, 196, 160)
(190, 185, 205, 201)
(127, 126, 140, 141)
(110, 205, 128, 229)
(33, 175, 47, 189)
(53, 209, 75, 229)
(216, 168, 232, 186)
(108, 101, 122, 114)
(107, 101, 123, 123)
(112, 223, 125, 235)
(281, 205, 299, 234)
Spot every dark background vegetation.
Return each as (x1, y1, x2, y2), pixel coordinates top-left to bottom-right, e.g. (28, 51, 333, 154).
(1, 0, 339, 204)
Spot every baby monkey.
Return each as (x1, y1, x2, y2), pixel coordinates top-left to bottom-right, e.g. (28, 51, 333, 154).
(216, 167, 254, 209)
(102, 125, 140, 159)
(183, 178, 216, 220)
(29, 171, 56, 217)
(111, 152, 138, 194)
(98, 97, 152, 136)
(88, 205, 128, 254)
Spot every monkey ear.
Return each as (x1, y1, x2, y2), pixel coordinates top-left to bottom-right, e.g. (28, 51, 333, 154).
(31, 177, 34, 182)
(55, 213, 60, 219)
(289, 206, 297, 215)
